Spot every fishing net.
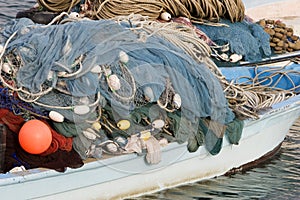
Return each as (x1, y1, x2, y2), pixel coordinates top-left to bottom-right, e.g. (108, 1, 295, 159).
(0, 17, 236, 156)
(0, 15, 298, 159)
(196, 19, 272, 62)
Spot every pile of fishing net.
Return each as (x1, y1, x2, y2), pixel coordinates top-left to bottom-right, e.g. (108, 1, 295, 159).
(195, 19, 272, 62)
(0, 15, 299, 167)
(0, 17, 238, 163)
(17, 0, 274, 64)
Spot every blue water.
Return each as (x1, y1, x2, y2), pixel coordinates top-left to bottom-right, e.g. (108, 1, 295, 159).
(0, 1, 299, 199)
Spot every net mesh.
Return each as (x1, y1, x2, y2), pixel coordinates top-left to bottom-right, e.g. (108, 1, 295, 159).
(0, 16, 298, 157)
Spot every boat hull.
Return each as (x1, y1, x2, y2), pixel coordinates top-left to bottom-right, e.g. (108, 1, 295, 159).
(0, 95, 299, 200)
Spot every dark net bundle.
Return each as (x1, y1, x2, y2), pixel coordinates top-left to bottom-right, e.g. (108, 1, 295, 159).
(0, 18, 236, 155)
(0, 88, 48, 119)
(196, 19, 272, 62)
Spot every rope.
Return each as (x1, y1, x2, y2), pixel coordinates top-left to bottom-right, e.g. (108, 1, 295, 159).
(222, 62, 299, 119)
(113, 15, 299, 120)
(85, 0, 245, 22)
(37, 0, 81, 12)
(1, 16, 298, 121)
(115, 14, 211, 62)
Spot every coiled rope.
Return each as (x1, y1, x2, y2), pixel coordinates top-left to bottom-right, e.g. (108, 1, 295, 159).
(221, 62, 299, 119)
(37, 0, 245, 22)
(89, 0, 245, 22)
(37, 0, 81, 12)
(115, 14, 211, 60)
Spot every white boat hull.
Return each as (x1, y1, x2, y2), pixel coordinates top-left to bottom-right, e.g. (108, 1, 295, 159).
(0, 1, 299, 199)
(1, 95, 299, 200)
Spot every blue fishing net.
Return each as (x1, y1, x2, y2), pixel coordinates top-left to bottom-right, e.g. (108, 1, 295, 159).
(196, 19, 272, 62)
(0, 18, 234, 123)
(0, 18, 237, 155)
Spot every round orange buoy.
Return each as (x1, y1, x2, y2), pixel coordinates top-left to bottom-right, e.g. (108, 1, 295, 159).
(18, 120, 52, 154)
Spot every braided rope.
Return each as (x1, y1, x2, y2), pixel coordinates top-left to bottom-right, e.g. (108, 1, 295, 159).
(115, 15, 211, 61)
(37, 0, 81, 12)
(85, 0, 245, 22)
(221, 62, 299, 119)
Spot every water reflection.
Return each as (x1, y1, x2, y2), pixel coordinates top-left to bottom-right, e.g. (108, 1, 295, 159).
(135, 119, 300, 199)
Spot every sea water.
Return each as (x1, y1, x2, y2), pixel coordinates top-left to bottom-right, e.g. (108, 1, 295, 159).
(0, 0, 299, 199)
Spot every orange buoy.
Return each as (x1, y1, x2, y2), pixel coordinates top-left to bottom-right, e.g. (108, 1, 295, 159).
(18, 120, 52, 154)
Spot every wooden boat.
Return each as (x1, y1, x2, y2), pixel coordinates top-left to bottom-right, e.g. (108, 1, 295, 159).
(0, 0, 300, 199)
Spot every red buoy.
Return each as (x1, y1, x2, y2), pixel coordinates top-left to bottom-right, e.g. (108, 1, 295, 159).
(18, 120, 52, 154)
